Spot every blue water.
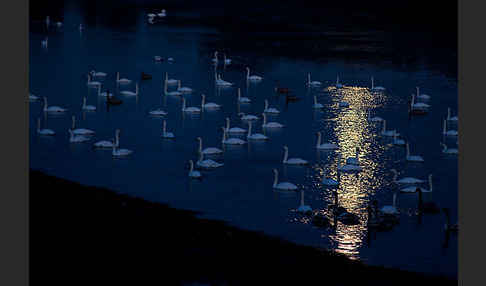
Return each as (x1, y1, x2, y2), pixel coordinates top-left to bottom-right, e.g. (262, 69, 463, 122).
(29, 2, 458, 278)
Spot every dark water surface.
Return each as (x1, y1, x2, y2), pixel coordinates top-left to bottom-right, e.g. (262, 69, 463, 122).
(29, 0, 458, 278)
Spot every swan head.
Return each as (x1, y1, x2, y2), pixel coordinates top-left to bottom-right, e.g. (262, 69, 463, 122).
(283, 145, 288, 150)
(273, 168, 278, 174)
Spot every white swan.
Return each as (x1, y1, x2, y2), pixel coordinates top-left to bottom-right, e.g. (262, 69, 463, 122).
(86, 74, 101, 87)
(149, 108, 168, 116)
(36, 118, 55, 135)
(370, 77, 386, 91)
(97, 85, 113, 97)
(211, 51, 218, 64)
(197, 137, 223, 155)
(297, 190, 312, 214)
(307, 73, 322, 87)
(400, 174, 433, 193)
(43, 97, 67, 113)
(367, 110, 384, 123)
(164, 80, 182, 96)
(239, 113, 259, 121)
(177, 80, 193, 94)
(68, 129, 90, 143)
(262, 113, 284, 128)
(112, 144, 133, 157)
(406, 142, 424, 162)
(282, 145, 308, 165)
(90, 70, 107, 77)
(410, 93, 430, 111)
(345, 148, 360, 165)
(391, 169, 425, 185)
(29, 93, 40, 101)
(272, 169, 298, 191)
(322, 166, 339, 186)
(201, 94, 221, 109)
(416, 87, 431, 100)
(246, 67, 263, 82)
(237, 88, 251, 103)
(82, 97, 96, 111)
(120, 83, 139, 96)
(215, 74, 233, 86)
(71, 115, 95, 135)
(196, 152, 224, 169)
(335, 75, 343, 88)
(182, 98, 201, 113)
(165, 72, 178, 85)
(93, 129, 119, 148)
(316, 132, 338, 150)
(263, 99, 280, 114)
(443, 119, 458, 136)
(380, 120, 400, 137)
(225, 117, 247, 134)
(392, 133, 406, 146)
(337, 154, 362, 172)
(221, 127, 246, 145)
(379, 193, 400, 216)
(313, 96, 324, 109)
(116, 72, 132, 84)
(440, 143, 458, 154)
(223, 54, 232, 65)
(447, 107, 458, 122)
(41, 37, 48, 47)
(247, 121, 268, 140)
(157, 9, 167, 17)
(161, 120, 175, 139)
(188, 160, 202, 179)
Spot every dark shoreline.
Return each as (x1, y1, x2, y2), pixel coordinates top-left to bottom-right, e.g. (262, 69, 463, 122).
(29, 169, 456, 285)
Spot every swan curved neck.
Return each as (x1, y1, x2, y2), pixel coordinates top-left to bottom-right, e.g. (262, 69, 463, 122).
(316, 133, 321, 147)
(273, 171, 278, 187)
(182, 99, 186, 110)
(283, 148, 288, 163)
(382, 120, 386, 133)
(226, 118, 230, 130)
(163, 121, 166, 133)
(201, 96, 205, 107)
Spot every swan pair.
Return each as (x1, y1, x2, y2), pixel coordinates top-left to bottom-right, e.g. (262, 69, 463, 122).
(263, 100, 280, 114)
(262, 113, 284, 128)
(399, 174, 433, 193)
(443, 119, 458, 136)
(315, 132, 338, 150)
(247, 121, 268, 140)
(82, 97, 96, 111)
(120, 83, 139, 96)
(282, 146, 308, 165)
(370, 77, 386, 91)
(221, 127, 246, 145)
(43, 97, 67, 113)
(93, 129, 120, 148)
(246, 67, 263, 82)
(36, 118, 55, 135)
(71, 116, 95, 136)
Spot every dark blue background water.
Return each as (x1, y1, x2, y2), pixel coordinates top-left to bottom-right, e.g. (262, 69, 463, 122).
(29, 0, 458, 278)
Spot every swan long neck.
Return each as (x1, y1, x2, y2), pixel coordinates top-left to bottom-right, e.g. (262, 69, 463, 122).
(406, 143, 410, 157)
(222, 128, 227, 143)
(300, 190, 305, 206)
(371, 77, 374, 89)
(411, 94, 415, 106)
(442, 143, 447, 152)
(382, 120, 386, 133)
(283, 147, 288, 163)
(201, 95, 205, 108)
(443, 120, 447, 134)
(429, 175, 433, 192)
(273, 170, 278, 187)
(447, 108, 451, 120)
(182, 98, 186, 110)
(226, 118, 230, 130)
(248, 122, 252, 136)
(314, 96, 317, 105)
(83, 97, 86, 107)
(263, 113, 267, 125)
(43, 97, 48, 111)
(72, 116, 76, 129)
(238, 88, 241, 100)
(163, 120, 166, 134)
(37, 118, 41, 131)
(246, 68, 250, 79)
(264, 100, 268, 110)
(136, 83, 139, 95)
(189, 161, 194, 173)
(308, 73, 311, 84)
(392, 193, 397, 208)
(336, 75, 339, 85)
(316, 132, 321, 147)
(198, 138, 202, 153)
(165, 72, 168, 82)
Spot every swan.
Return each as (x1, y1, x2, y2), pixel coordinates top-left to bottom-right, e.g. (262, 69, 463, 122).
(447, 107, 458, 122)
(165, 72, 178, 85)
(196, 152, 224, 169)
(272, 169, 298, 191)
(282, 145, 308, 165)
(313, 96, 324, 109)
(329, 191, 360, 225)
(41, 37, 48, 47)
(400, 174, 433, 193)
(367, 110, 384, 123)
(262, 113, 284, 128)
(36, 118, 55, 135)
(345, 147, 360, 165)
(201, 94, 221, 109)
(211, 51, 218, 64)
(167, 57, 174, 62)
(392, 133, 406, 146)
(296, 190, 312, 214)
(71, 115, 95, 135)
(246, 67, 263, 82)
(247, 121, 268, 140)
(417, 188, 440, 214)
(90, 70, 107, 77)
(112, 144, 133, 157)
(215, 74, 233, 86)
(120, 83, 139, 96)
(442, 208, 458, 232)
(307, 73, 322, 87)
(93, 129, 119, 148)
(391, 169, 425, 185)
(406, 142, 424, 162)
(410, 93, 430, 111)
(225, 117, 247, 134)
(29, 93, 40, 101)
(154, 56, 163, 62)
(161, 120, 175, 139)
(164, 80, 183, 96)
(440, 143, 458, 154)
(116, 72, 132, 84)
(147, 12, 156, 17)
(177, 81, 193, 94)
(322, 166, 339, 186)
(82, 97, 96, 111)
(315, 132, 338, 150)
(263, 99, 280, 114)
(337, 154, 362, 172)
(238, 113, 259, 121)
(157, 9, 167, 17)
(335, 75, 343, 88)
(237, 88, 251, 103)
(43, 97, 67, 113)
(370, 77, 386, 91)
(149, 108, 168, 116)
(380, 120, 400, 137)
(223, 54, 232, 65)
(182, 98, 201, 113)
(68, 129, 91, 143)
(443, 119, 458, 136)
(197, 137, 223, 155)
(188, 160, 202, 179)
(97, 85, 113, 97)
(379, 193, 400, 216)
(416, 87, 431, 100)
(86, 74, 101, 87)
(221, 127, 246, 145)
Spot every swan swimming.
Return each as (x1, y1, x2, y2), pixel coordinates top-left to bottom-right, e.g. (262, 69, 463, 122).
(337, 154, 362, 172)
(93, 129, 119, 148)
(282, 145, 308, 165)
(262, 113, 284, 128)
(164, 80, 183, 96)
(307, 73, 322, 87)
(116, 72, 132, 84)
(120, 83, 139, 96)
(296, 190, 312, 214)
(400, 174, 433, 193)
(443, 119, 458, 136)
(41, 37, 48, 48)
(225, 117, 247, 134)
(380, 120, 400, 137)
(201, 94, 221, 109)
(68, 129, 91, 143)
(197, 137, 223, 155)
(406, 142, 424, 162)
(71, 115, 95, 135)
(221, 127, 246, 145)
(157, 9, 167, 17)
(29, 93, 40, 102)
(263, 99, 280, 114)
(315, 132, 338, 150)
(416, 86, 431, 100)
(215, 74, 233, 87)
(90, 70, 107, 77)
(165, 72, 179, 85)
(97, 85, 113, 98)
(410, 93, 430, 112)
(43, 97, 67, 113)
(196, 152, 224, 169)
(379, 193, 400, 216)
(335, 75, 343, 88)
(149, 108, 168, 116)
(237, 88, 251, 103)
(223, 53, 232, 65)
(82, 97, 96, 111)
(246, 67, 263, 82)
(211, 51, 218, 64)
(390, 169, 425, 185)
(370, 77, 386, 91)
(272, 169, 298, 191)
(440, 143, 458, 154)
(313, 96, 324, 109)
(36, 118, 55, 136)
(447, 107, 458, 122)
(367, 110, 384, 123)
(182, 98, 201, 113)
(188, 160, 202, 179)
(86, 74, 101, 87)
(247, 121, 268, 140)
(161, 120, 175, 139)
(239, 113, 259, 121)
(392, 133, 406, 146)
(322, 166, 339, 186)
(177, 80, 193, 94)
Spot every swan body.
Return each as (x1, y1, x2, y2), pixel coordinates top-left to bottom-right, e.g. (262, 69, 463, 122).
(391, 169, 425, 185)
(367, 110, 384, 123)
(182, 98, 201, 113)
(71, 116, 95, 135)
(237, 88, 251, 103)
(282, 145, 308, 165)
(116, 72, 132, 84)
(322, 175, 339, 186)
(441, 143, 458, 154)
(225, 117, 247, 134)
(297, 190, 312, 214)
(262, 113, 284, 128)
(392, 134, 406, 146)
(149, 108, 168, 116)
(406, 143, 424, 162)
(247, 121, 268, 140)
(338, 101, 349, 108)
(246, 67, 263, 82)
(307, 73, 321, 87)
(416, 87, 431, 100)
(337, 154, 362, 172)
(196, 152, 224, 169)
(410, 93, 430, 111)
(93, 129, 119, 148)
(197, 137, 223, 155)
(161, 120, 175, 139)
(313, 96, 324, 109)
(379, 193, 400, 216)
(36, 118, 55, 135)
(177, 80, 193, 93)
(68, 129, 90, 143)
(370, 77, 386, 91)
(239, 113, 259, 121)
(201, 94, 221, 109)
(221, 127, 246, 145)
(43, 97, 67, 113)
(167, 57, 174, 62)
(82, 97, 96, 111)
(165, 73, 179, 85)
(263, 100, 280, 114)
(188, 160, 202, 179)
(447, 107, 458, 122)
(147, 13, 156, 18)
(112, 145, 133, 157)
(90, 70, 107, 77)
(120, 83, 139, 96)
(345, 148, 360, 165)
(86, 74, 101, 87)
(443, 119, 458, 136)
(380, 120, 400, 137)
(315, 132, 338, 150)
(400, 175, 433, 193)
(272, 169, 298, 191)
